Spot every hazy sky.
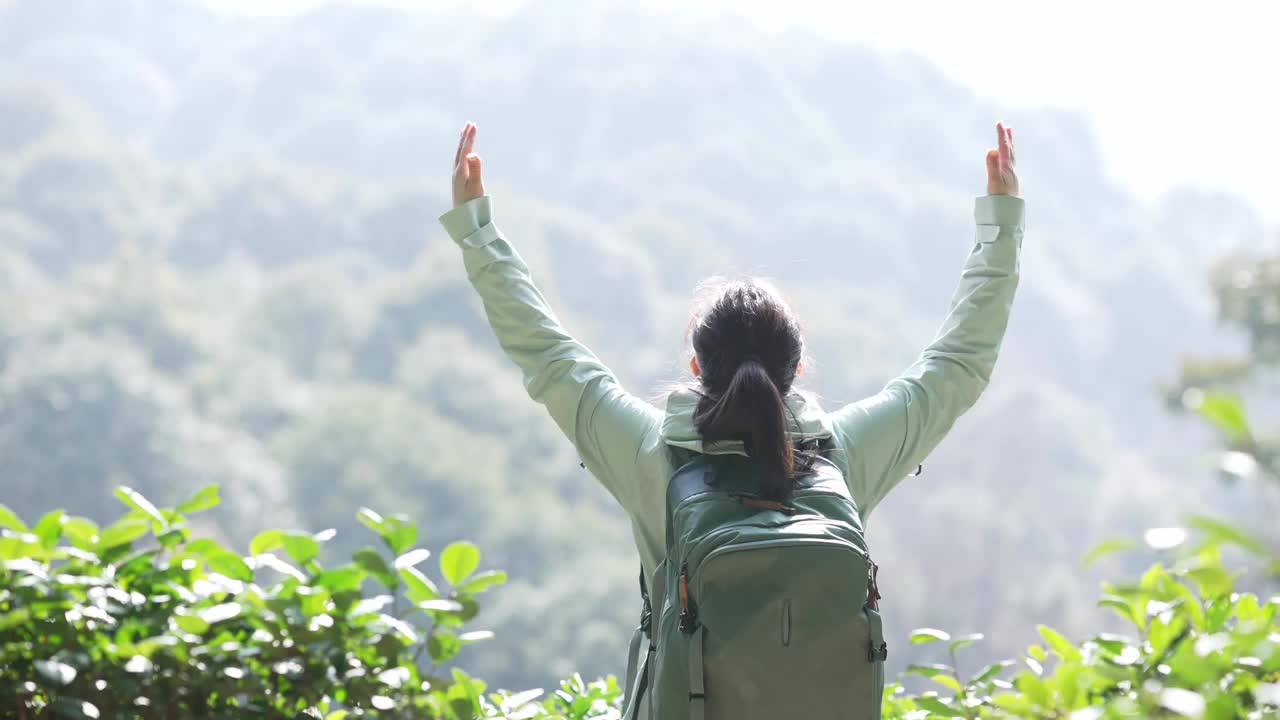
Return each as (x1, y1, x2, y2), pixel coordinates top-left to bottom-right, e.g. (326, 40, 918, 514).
(206, 0, 1278, 228)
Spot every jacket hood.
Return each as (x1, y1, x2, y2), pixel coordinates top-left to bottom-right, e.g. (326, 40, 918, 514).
(660, 384, 835, 456)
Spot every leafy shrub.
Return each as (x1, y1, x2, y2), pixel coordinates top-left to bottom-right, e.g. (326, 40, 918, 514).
(0, 484, 530, 718)
(883, 516, 1280, 719)
(4, 483, 1275, 719)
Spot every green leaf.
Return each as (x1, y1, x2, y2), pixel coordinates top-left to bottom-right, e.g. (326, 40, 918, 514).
(393, 547, 431, 570)
(909, 627, 951, 644)
(249, 530, 284, 556)
(0, 608, 33, 631)
(455, 570, 508, 595)
(1194, 391, 1250, 443)
(114, 487, 167, 527)
(33, 509, 65, 548)
(400, 566, 441, 602)
(354, 548, 396, 587)
(98, 516, 151, 550)
(1185, 565, 1235, 599)
(1098, 595, 1142, 629)
(1186, 514, 1268, 555)
(1082, 538, 1139, 566)
(177, 484, 221, 514)
(1092, 633, 1136, 654)
(428, 629, 461, 662)
(155, 527, 188, 550)
(991, 693, 1033, 713)
(281, 533, 320, 565)
(173, 613, 210, 634)
(383, 522, 417, 555)
(948, 632, 983, 653)
(0, 503, 28, 532)
(499, 689, 545, 709)
(972, 660, 1013, 684)
(905, 664, 953, 678)
(357, 507, 385, 533)
(60, 516, 99, 549)
(184, 538, 221, 557)
(440, 541, 481, 585)
(914, 696, 966, 717)
(1037, 624, 1081, 661)
(253, 553, 306, 582)
(207, 550, 253, 582)
(931, 674, 964, 693)
(313, 564, 367, 592)
(1236, 592, 1264, 622)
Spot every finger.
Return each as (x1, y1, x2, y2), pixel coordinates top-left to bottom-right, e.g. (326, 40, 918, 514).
(454, 145, 469, 180)
(986, 149, 1000, 175)
(997, 122, 1011, 169)
(460, 123, 477, 163)
(1006, 126, 1016, 166)
(454, 122, 470, 167)
(468, 154, 483, 188)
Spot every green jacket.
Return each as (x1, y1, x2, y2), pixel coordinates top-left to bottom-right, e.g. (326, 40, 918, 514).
(438, 193, 1024, 585)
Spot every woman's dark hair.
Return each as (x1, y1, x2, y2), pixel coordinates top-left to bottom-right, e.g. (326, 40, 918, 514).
(686, 276, 812, 501)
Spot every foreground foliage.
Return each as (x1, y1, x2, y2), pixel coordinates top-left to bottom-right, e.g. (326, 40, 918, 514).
(3, 484, 1276, 719)
(882, 517, 1280, 719)
(0, 484, 540, 718)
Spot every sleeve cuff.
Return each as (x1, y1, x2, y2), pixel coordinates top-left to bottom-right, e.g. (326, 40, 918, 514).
(438, 195, 500, 248)
(974, 194, 1025, 226)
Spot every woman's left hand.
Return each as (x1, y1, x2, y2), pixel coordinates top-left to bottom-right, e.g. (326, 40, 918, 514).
(452, 121, 485, 208)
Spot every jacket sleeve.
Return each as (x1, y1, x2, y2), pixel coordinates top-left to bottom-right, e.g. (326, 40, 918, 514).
(829, 194, 1024, 518)
(438, 195, 662, 513)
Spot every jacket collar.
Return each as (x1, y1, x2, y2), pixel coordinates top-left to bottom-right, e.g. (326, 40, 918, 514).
(660, 384, 834, 456)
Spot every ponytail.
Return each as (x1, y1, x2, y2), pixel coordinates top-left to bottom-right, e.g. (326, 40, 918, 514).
(693, 357, 795, 501)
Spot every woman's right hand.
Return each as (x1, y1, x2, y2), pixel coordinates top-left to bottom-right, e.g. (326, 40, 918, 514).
(986, 122, 1019, 197)
(452, 121, 485, 208)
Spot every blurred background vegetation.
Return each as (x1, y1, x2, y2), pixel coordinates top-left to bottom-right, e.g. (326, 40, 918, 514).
(1, 0, 1276, 695)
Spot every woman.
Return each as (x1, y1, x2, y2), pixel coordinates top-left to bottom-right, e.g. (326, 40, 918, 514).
(439, 121, 1022, 716)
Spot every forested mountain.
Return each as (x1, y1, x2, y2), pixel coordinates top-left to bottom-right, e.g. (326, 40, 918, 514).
(0, 0, 1270, 689)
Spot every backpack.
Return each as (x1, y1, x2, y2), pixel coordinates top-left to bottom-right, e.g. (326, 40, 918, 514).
(622, 441, 888, 720)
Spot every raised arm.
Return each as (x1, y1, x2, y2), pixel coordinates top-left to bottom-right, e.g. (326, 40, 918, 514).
(437, 122, 661, 512)
(830, 122, 1024, 518)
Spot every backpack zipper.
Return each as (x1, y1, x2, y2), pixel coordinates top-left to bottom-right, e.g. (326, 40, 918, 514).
(680, 518, 867, 586)
(678, 536, 874, 635)
(678, 561, 698, 633)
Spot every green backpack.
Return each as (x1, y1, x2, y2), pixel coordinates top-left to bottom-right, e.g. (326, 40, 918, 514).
(623, 446, 887, 720)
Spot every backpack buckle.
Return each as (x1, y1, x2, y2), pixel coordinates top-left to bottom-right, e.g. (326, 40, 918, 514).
(679, 608, 699, 635)
(868, 561, 882, 611)
(868, 642, 888, 662)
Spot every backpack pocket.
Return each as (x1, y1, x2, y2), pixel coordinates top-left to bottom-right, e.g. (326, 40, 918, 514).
(654, 537, 883, 720)
(865, 604, 887, 712)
